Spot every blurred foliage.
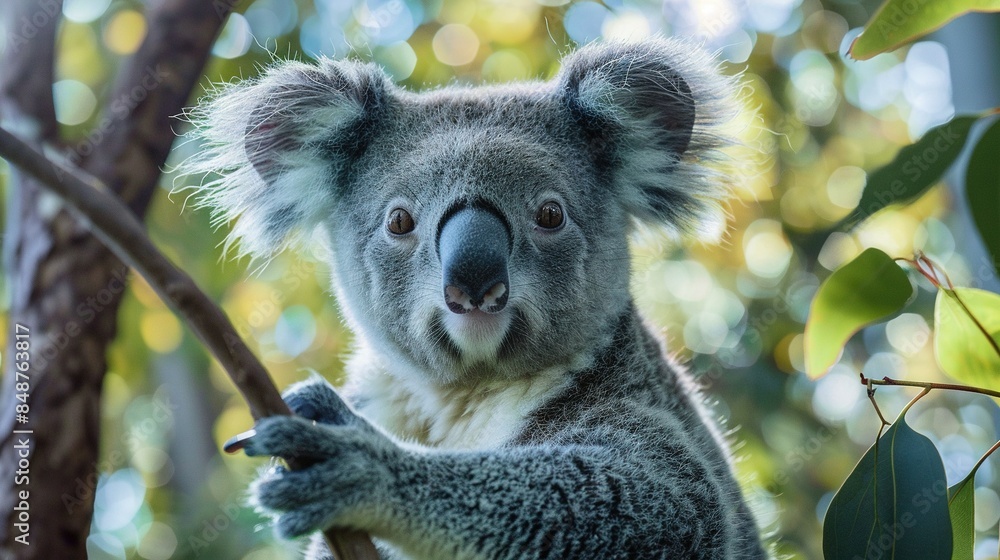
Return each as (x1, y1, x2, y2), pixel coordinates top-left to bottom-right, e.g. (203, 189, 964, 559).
(1, 0, 1000, 559)
(848, 0, 1000, 59)
(967, 118, 1000, 275)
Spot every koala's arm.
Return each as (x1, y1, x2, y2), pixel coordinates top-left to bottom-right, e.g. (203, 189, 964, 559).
(244, 381, 733, 560)
(382, 444, 724, 560)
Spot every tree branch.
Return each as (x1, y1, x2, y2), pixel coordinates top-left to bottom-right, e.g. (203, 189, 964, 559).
(860, 373, 1000, 400)
(0, 129, 379, 559)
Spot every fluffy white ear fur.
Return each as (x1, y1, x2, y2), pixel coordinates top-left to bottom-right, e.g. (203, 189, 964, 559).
(180, 59, 389, 258)
(557, 39, 739, 236)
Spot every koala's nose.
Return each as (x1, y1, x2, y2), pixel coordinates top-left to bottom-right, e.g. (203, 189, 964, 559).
(438, 206, 511, 314)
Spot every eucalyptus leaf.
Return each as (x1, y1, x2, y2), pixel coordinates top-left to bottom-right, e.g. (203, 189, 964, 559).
(934, 287, 1000, 391)
(965, 119, 1000, 277)
(805, 248, 912, 378)
(823, 416, 952, 560)
(849, 0, 1000, 60)
(840, 116, 977, 230)
(948, 474, 976, 560)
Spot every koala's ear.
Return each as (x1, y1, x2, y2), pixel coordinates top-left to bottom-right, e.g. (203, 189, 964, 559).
(558, 39, 737, 232)
(181, 59, 390, 258)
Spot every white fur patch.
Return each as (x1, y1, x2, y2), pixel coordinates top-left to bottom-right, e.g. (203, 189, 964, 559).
(349, 357, 571, 450)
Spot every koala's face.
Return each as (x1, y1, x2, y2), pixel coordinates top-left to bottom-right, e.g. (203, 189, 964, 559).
(330, 114, 631, 381)
(188, 40, 735, 383)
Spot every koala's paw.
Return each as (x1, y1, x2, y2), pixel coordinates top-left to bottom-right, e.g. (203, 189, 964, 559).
(282, 378, 358, 427)
(244, 416, 396, 538)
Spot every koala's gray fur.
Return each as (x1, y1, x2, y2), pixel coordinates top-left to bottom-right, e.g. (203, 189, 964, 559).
(183, 38, 765, 559)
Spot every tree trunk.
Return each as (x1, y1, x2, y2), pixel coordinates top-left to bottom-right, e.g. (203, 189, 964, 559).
(0, 1, 233, 557)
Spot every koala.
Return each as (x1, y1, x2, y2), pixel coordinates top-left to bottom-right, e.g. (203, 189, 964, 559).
(184, 39, 764, 559)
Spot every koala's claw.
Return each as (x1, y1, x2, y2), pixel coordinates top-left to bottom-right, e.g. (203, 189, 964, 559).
(243, 416, 346, 460)
(282, 378, 358, 426)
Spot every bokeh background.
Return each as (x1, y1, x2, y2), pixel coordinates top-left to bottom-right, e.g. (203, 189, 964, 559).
(2, 0, 1000, 558)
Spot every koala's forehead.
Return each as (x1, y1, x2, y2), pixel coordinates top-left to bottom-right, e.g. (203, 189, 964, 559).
(396, 129, 567, 182)
(362, 84, 583, 194)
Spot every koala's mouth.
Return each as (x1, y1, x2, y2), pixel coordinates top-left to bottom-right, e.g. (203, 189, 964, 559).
(440, 307, 513, 363)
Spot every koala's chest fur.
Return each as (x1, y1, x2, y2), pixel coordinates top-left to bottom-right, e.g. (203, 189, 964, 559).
(351, 365, 572, 449)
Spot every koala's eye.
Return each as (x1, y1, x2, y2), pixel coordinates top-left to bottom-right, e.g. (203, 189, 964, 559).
(387, 208, 415, 235)
(535, 201, 564, 230)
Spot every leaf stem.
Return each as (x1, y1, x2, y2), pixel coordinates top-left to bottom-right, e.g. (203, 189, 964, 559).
(950, 439, 1000, 507)
(893, 252, 954, 290)
(894, 256, 940, 288)
(898, 387, 931, 419)
(860, 373, 1000, 400)
(971, 439, 1000, 478)
(919, 253, 955, 289)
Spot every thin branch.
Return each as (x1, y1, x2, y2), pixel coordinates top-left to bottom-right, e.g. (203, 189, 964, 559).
(0, 127, 378, 559)
(860, 373, 1000, 400)
(0, 126, 287, 416)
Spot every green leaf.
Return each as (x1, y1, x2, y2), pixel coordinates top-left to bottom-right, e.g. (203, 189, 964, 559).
(805, 248, 912, 378)
(849, 0, 1000, 60)
(934, 287, 1000, 390)
(840, 116, 978, 230)
(949, 440, 1000, 560)
(948, 473, 976, 560)
(823, 417, 952, 560)
(965, 118, 1000, 277)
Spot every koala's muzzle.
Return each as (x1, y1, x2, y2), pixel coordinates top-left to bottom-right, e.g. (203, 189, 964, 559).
(438, 207, 511, 315)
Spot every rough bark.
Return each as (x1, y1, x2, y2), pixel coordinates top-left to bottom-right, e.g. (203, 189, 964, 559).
(0, 0, 233, 557)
